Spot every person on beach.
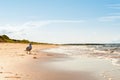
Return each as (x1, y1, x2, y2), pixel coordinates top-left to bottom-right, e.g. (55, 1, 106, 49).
(26, 43, 32, 54)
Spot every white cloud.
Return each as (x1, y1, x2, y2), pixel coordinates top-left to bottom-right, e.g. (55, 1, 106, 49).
(0, 20, 85, 40)
(98, 15, 120, 22)
(23, 21, 51, 27)
(0, 24, 27, 39)
(23, 20, 85, 27)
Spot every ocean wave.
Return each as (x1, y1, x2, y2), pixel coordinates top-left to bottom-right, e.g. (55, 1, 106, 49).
(43, 45, 120, 66)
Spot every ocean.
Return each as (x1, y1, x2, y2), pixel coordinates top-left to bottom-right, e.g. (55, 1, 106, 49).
(42, 44, 120, 80)
(43, 44, 120, 66)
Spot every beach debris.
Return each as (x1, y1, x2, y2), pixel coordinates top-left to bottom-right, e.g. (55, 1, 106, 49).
(33, 56, 37, 59)
(4, 73, 21, 78)
(5, 76, 21, 78)
(0, 72, 3, 74)
(26, 43, 32, 54)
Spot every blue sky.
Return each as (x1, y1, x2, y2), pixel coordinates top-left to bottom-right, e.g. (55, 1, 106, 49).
(0, 0, 120, 43)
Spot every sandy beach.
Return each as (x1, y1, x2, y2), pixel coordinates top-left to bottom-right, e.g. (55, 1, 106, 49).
(0, 43, 119, 80)
(0, 43, 57, 80)
(1, 0, 120, 80)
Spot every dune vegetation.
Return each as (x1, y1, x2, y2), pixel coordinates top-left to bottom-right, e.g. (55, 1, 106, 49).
(0, 35, 50, 44)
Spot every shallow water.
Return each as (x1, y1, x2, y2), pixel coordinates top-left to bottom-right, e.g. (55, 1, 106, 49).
(43, 45, 120, 80)
(44, 45, 120, 66)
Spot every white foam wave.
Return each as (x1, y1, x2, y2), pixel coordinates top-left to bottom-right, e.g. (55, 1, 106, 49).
(43, 45, 120, 66)
(111, 59, 120, 66)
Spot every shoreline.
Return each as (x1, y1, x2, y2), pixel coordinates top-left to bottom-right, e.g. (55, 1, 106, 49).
(0, 43, 119, 80)
(0, 43, 97, 80)
(42, 45, 120, 80)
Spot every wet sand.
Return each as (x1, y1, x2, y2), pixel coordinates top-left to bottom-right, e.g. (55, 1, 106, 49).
(0, 43, 119, 80)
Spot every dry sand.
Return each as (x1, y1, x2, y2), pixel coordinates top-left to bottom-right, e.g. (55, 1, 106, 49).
(0, 43, 101, 80)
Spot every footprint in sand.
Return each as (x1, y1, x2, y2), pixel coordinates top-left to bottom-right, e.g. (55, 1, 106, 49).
(3, 72, 21, 79)
(5, 76, 21, 79)
(0, 72, 3, 74)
